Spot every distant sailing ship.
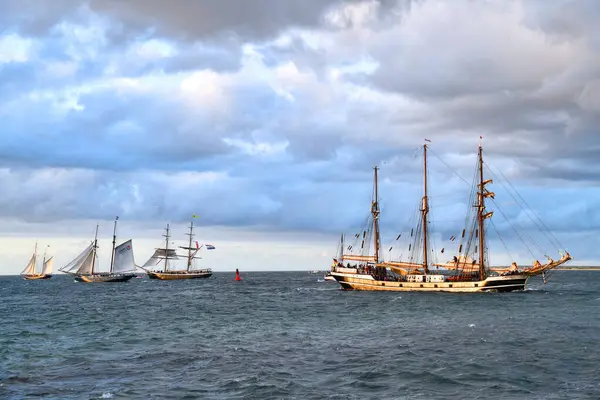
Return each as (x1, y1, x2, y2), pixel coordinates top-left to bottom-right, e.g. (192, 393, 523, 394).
(329, 140, 571, 292)
(21, 243, 53, 280)
(141, 216, 214, 280)
(59, 217, 137, 283)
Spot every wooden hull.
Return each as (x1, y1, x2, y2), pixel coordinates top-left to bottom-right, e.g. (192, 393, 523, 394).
(331, 272, 528, 292)
(74, 273, 135, 283)
(147, 270, 212, 280)
(22, 274, 52, 280)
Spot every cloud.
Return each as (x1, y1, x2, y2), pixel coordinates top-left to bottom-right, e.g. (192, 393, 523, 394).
(87, 0, 369, 42)
(273, 0, 600, 181)
(0, 0, 599, 271)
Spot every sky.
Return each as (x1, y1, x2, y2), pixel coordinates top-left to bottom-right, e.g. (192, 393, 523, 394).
(1, 0, 599, 274)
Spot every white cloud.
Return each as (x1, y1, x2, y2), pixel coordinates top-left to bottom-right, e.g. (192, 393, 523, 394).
(179, 69, 232, 111)
(0, 33, 36, 63)
(131, 38, 176, 60)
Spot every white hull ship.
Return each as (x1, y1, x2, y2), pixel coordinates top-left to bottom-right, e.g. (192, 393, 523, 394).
(59, 218, 137, 283)
(330, 141, 571, 293)
(140, 216, 214, 280)
(21, 243, 53, 280)
(331, 269, 529, 292)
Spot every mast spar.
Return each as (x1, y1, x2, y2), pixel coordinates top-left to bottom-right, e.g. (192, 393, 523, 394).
(91, 224, 99, 275)
(41, 244, 48, 274)
(372, 166, 380, 264)
(422, 144, 430, 274)
(186, 218, 194, 271)
(476, 139, 494, 280)
(340, 233, 344, 263)
(33, 241, 38, 274)
(109, 216, 118, 273)
(163, 224, 170, 273)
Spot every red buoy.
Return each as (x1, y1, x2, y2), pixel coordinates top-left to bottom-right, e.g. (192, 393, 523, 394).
(235, 268, 241, 281)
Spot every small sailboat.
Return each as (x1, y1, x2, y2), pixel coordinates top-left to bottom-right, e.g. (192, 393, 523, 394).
(21, 243, 53, 280)
(59, 217, 137, 283)
(142, 216, 213, 280)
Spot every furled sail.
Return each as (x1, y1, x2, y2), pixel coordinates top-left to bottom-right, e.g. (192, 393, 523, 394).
(520, 252, 572, 276)
(341, 254, 377, 262)
(380, 261, 424, 275)
(431, 255, 480, 272)
(42, 257, 54, 275)
(111, 240, 136, 273)
(60, 243, 95, 274)
(21, 254, 37, 275)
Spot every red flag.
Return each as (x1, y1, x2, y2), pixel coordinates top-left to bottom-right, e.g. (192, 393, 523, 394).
(195, 241, 199, 249)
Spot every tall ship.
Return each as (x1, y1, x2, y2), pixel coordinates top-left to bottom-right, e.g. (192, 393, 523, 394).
(141, 216, 214, 280)
(21, 243, 53, 280)
(329, 141, 571, 292)
(59, 217, 137, 282)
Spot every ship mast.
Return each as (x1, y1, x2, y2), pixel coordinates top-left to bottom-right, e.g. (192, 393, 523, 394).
(372, 166, 380, 264)
(340, 233, 344, 263)
(477, 144, 486, 280)
(33, 241, 38, 274)
(91, 224, 99, 275)
(186, 219, 194, 271)
(109, 216, 118, 273)
(163, 224, 170, 273)
(422, 144, 430, 274)
(41, 244, 47, 274)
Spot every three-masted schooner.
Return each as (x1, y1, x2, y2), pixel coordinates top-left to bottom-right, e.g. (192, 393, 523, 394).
(329, 141, 571, 292)
(141, 216, 213, 280)
(21, 243, 53, 280)
(59, 217, 137, 282)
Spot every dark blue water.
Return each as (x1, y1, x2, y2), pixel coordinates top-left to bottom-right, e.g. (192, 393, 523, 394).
(1, 271, 599, 399)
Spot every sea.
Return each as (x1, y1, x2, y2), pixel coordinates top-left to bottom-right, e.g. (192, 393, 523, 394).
(1, 271, 599, 399)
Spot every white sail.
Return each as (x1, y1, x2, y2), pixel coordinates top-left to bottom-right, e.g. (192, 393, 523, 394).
(111, 239, 136, 273)
(42, 256, 54, 275)
(77, 249, 95, 274)
(21, 254, 37, 275)
(60, 243, 95, 274)
(142, 248, 178, 269)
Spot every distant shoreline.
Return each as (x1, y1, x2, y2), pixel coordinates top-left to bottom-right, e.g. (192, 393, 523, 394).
(555, 267, 600, 271)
